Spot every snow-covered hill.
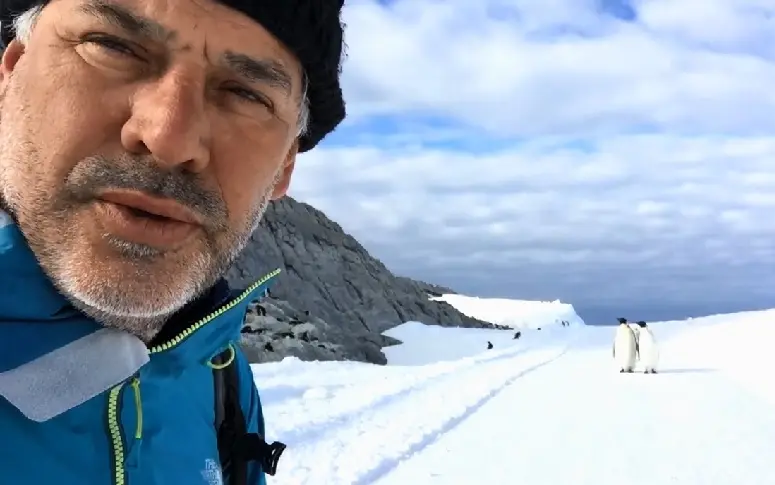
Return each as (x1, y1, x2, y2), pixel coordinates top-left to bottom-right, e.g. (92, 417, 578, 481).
(379, 295, 584, 365)
(430, 293, 584, 330)
(250, 302, 775, 485)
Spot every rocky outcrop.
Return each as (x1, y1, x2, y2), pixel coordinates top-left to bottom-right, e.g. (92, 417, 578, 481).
(226, 196, 497, 365)
(238, 298, 403, 364)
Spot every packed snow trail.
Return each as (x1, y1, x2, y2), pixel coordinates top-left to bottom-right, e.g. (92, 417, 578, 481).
(261, 337, 572, 485)
(372, 324, 775, 485)
(257, 313, 775, 485)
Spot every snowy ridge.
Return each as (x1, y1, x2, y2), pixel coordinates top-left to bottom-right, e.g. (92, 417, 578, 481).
(430, 293, 584, 329)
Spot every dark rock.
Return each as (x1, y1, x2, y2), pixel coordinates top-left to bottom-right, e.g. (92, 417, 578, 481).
(227, 197, 496, 365)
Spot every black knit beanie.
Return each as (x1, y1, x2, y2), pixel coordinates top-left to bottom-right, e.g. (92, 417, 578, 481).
(0, 0, 346, 152)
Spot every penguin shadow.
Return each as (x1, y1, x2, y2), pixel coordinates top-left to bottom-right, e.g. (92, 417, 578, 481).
(653, 368, 717, 374)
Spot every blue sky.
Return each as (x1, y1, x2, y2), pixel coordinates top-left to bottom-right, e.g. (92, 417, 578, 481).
(288, 0, 775, 324)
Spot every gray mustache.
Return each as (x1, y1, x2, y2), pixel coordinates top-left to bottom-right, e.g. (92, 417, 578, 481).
(63, 155, 228, 230)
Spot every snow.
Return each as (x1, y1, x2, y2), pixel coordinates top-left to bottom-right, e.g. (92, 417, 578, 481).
(383, 321, 534, 365)
(429, 293, 584, 330)
(251, 301, 775, 485)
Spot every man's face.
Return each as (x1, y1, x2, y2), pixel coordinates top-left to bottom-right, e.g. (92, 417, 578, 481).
(0, 0, 303, 339)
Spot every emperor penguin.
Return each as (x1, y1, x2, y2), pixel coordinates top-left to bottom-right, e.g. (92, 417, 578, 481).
(613, 318, 637, 373)
(635, 321, 659, 373)
(628, 322, 641, 343)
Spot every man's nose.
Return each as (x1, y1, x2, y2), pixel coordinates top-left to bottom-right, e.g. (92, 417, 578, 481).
(120, 70, 211, 173)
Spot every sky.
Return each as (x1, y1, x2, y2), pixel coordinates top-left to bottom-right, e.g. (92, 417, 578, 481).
(287, 0, 775, 324)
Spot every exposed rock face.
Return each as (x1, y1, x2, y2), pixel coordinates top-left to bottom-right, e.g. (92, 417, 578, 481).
(226, 196, 497, 365)
(238, 298, 403, 364)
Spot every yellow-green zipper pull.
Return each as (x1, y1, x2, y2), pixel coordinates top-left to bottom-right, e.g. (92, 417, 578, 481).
(125, 376, 144, 469)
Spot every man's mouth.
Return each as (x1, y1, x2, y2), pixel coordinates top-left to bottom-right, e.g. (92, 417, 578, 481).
(125, 206, 173, 222)
(96, 190, 203, 225)
(91, 190, 202, 249)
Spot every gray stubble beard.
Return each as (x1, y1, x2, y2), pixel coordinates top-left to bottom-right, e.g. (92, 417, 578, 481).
(64, 182, 278, 343)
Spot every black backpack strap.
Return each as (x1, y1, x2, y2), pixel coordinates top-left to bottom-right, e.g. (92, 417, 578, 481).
(213, 348, 244, 485)
(213, 347, 287, 485)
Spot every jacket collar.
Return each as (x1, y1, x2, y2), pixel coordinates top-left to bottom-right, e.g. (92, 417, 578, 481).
(0, 210, 81, 322)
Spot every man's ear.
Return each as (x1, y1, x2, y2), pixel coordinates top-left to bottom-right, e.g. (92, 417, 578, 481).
(270, 140, 298, 200)
(0, 40, 26, 86)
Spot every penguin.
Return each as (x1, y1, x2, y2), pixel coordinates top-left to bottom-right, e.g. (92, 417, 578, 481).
(613, 318, 637, 373)
(628, 322, 641, 351)
(255, 304, 267, 317)
(635, 321, 659, 373)
(487, 341, 494, 350)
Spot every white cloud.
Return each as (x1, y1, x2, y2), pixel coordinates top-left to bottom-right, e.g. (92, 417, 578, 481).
(289, 0, 775, 318)
(291, 134, 775, 305)
(339, 0, 775, 136)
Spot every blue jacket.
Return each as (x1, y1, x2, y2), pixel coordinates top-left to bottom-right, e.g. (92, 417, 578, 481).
(0, 211, 276, 485)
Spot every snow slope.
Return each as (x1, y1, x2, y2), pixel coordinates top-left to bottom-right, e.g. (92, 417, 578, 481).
(379, 294, 582, 365)
(381, 321, 537, 365)
(251, 307, 775, 485)
(430, 293, 584, 330)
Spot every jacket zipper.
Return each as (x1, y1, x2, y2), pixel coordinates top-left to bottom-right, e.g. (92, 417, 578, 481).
(105, 268, 280, 485)
(107, 383, 127, 485)
(148, 268, 280, 355)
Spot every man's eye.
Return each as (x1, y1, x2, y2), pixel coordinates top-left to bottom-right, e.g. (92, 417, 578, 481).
(82, 34, 137, 58)
(227, 87, 273, 109)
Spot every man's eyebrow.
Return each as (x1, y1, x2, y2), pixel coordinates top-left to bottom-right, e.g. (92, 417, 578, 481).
(75, 0, 294, 96)
(77, 0, 174, 43)
(223, 51, 293, 96)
